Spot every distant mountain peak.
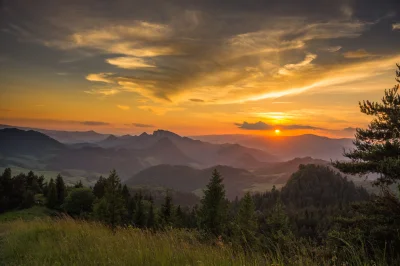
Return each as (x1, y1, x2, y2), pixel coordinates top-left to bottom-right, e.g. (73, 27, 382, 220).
(104, 134, 118, 141)
(152, 129, 181, 138)
(139, 132, 149, 137)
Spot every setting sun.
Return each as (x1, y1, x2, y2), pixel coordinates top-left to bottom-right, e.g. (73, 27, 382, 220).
(275, 129, 281, 134)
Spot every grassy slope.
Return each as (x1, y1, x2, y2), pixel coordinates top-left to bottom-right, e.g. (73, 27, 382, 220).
(0, 219, 267, 266)
(0, 206, 56, 222)
(0, 217, 394, 266)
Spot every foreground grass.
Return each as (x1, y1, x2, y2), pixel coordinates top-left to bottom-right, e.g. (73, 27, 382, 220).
(0, 206, 56, 222)
(0, 218, 268, 266)
(0, 218, 396, 266)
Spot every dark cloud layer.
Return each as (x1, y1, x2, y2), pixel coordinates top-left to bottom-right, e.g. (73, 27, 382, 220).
(235, 121, 323, 130)
(80, 121, 110, 126)
(132, 123, 154, 128)
(0, 0, 399, 104)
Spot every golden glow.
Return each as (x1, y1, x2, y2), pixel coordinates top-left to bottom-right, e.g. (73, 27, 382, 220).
(275, 129, 281, 134)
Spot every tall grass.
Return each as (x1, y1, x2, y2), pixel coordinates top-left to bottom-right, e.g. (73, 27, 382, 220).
(0, 218, 396, 266)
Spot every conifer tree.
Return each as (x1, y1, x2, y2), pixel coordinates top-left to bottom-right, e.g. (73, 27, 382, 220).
(334, 64, 400, 186)
(55, 174, 66, 207)
(46, 178, 58, 209)
(199, 169, 228, 236)
(160, 192, 173, 227)
(147, 200, 156, 229)
(94, 170, 126, 231)
(133, 192, 146, 228)
(235, 192, 258, 247)
(93, 176, 107, 199)
(0, 168, 12, 213)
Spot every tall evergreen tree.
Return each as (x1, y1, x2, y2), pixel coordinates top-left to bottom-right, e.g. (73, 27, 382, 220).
(198, 169, 228, 236)
(235, 192, 258, 247)
(133, 192, 146, 228)
(160, 192, 173, 227)
(147, 200, 156, 229)
(94, 170, 126, 231)
(55, 174, 66, 207)
(93, 176, 107, 199)
(0, 168, 12, 213)
(334, 64, 400, 186)
(46, 178, 58, 209)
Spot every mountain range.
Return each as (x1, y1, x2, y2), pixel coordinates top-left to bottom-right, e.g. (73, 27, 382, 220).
(0, 126, 360, 198)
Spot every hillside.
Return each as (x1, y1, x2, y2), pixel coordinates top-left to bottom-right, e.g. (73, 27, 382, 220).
(0, 124, 110, 144)
(0, 128, 65, 156)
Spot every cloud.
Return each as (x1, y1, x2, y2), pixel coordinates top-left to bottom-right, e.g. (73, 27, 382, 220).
(189, 98, 204, 102)
(86, 73, 115, 84)
(278, 53, 317, 76)
(117, 105, 130, 110)
(343, 49, 375, 58)
(320, 46, 342, 52)
(343, 127, 357, 132)
(80, 121, 110, 126)
(138, 105, 185, 115)
(132, 123, 154, 128)
(393, 23, 400, 31)
(106, 57, 155, 69)
(84, 88, 119, 96)
(235, 121, 323, 130)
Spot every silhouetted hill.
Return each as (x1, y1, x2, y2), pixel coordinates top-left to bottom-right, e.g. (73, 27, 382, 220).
(281, 164, 370, 208)
(0, 128, 65, 156)
(0, 124, 110, 144)
(192, 134, 353, 160)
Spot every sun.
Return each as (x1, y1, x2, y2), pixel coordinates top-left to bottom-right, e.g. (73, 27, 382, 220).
(275, 129, 281, 134)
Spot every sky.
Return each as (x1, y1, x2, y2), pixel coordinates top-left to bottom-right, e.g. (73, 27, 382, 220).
(0, 0, 400, 137)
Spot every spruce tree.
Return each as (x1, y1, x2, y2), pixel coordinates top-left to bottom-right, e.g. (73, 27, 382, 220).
(199, 169, 228, 236)
(94, 170, 126, 231)
(147, 200, 156, 229)
(160, 192, 173, 227)
(46, 178, 58, 209)
(334, 64, 400, 186)
(133, 192, 146, 228)
(235, 192, 258, 247)
(0, 168, 12, 213)
(93, 176, 107, 199)
(55, 174, 66, 207)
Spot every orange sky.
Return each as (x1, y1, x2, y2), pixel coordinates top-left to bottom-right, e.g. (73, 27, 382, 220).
(1, 1, 399, 137)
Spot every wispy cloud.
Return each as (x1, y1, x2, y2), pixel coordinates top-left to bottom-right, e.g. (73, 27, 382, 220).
(106, 57, 155, 69)
(132, 123, 154, 128)
(393, 23, 400, 31)
(117, 105, 130, 110)
(343, 49, 375, 58)
(278, 53, 317, 76)
(80, 121, 110, 126)
(84, 88, 119, 96)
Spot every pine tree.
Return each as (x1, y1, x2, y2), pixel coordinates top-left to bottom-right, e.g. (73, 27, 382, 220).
(199, 169, 228, 236)
(93, 176, 107, 199)
(160, 192, 173, 227)
(55, 174, 66, 208)
(46, 178, 58, 209)
(334, 64, 400, 186)
(174, 205, 184, 228)
(133, 192, 146, 228)
(0, 168, 12, 213)
(122, 184, 130, 205)
(94, 170, 126, 231)
(235, 192, 258, 248)
(147, 200, 156, 229)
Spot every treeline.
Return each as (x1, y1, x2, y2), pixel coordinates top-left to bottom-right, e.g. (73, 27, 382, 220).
(2, 164, 399, 263)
